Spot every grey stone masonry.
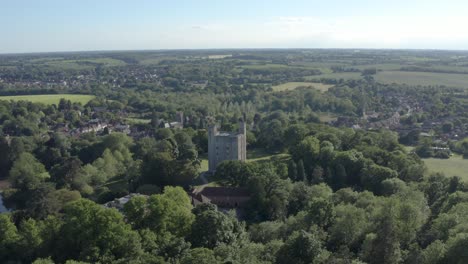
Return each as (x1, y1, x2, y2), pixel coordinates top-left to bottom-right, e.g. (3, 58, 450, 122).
(208, 121, 247, 172)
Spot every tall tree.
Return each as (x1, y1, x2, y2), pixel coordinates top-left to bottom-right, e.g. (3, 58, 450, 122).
(9, 152, 50, 191)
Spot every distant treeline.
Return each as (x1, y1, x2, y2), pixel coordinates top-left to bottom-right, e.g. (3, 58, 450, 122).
(400, 66, 468, 74)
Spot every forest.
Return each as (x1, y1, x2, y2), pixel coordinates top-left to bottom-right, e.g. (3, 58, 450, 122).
(0, 49, 468, 264)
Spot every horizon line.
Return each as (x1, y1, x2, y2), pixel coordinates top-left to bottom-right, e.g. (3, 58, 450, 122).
(2, 47, 468, 56)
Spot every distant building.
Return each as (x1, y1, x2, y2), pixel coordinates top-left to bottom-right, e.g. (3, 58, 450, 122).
(159, 112, 185, 129)
(208, 121, 247, 172)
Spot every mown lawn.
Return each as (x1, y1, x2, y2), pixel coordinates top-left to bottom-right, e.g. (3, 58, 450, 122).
(125, 118, 151, 124)
(0, 94, 95, 105)
(199, 159, 209, 172)
(272, 82, 334, 92)
(423, 155, 468, 181)
(198, 148, 289, 173)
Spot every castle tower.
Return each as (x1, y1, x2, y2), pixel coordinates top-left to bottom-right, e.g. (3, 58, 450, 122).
(239, 120, 246, 135)
(207, 122, 247, 172)
(208, 124, 218, 172)
(238, 121, 247, 161)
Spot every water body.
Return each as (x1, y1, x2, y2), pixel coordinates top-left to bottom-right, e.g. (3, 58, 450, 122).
(0, 193, 8, 213)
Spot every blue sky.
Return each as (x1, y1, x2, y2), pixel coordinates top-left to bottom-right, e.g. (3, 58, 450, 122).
(2, 0, 468, 53)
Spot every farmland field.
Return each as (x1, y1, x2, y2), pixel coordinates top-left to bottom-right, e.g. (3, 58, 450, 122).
(305, 72, 363, 81)
(423, 155, 468, 181)
(272, 82, 334, 92)
(0, 94, 96, 105)
(375, 71, 468, 88)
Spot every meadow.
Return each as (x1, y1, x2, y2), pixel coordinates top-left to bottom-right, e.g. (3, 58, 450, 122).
(0, 94, 96, 105)
(423, 155, 468, 181)
(272, 82, 334, 92)
(317, 112, 338, 123)
(375, 71, 468, 88)
(125, 117, 151, 124)
(305, 72, 363, 81)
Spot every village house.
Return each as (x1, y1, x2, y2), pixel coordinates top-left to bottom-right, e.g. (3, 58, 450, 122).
(103, 193, 147, 211)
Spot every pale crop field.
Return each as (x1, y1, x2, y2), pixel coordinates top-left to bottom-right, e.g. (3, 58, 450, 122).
(0, 94, 96, 105)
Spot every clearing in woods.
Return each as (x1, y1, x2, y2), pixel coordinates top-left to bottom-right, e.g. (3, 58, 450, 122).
(272, 82, 334, 92)
(0, 94, 96, 105)
(423, 155, 468, 182)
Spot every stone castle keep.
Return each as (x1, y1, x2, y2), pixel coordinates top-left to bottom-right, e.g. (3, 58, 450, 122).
(208, 121, 247, 172)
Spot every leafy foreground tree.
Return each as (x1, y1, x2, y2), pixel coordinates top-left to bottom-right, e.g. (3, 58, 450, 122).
(276, 230, 329, 264)
(189, 203, 248, 249)
(9, 152, 50, 191)
(55, 199, 143, 263)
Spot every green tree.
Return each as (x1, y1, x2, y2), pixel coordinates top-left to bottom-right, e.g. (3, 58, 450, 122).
(297, 159, 306, 182)
(181, 248, 219, 264)
(9, 152, 50, 191)
(328, 204, 368, 250)
(288, 160, 298, 181)
(214, 160, 253, 186)
(0, 214, 20, 262)
(276, 230, 328, 264)
(18, 218, 43, 262)
(124, 186, 194, 237)
(248, 165, 293, 220)
(290, 136, 320, 169)
(56, 199, 142, 263)
(284, 124, 308, 147)
(361, 164, 398, 194)
(189, 204, 247, 249)
(305, 198, 335, 228)
(441, 233, 468, 264)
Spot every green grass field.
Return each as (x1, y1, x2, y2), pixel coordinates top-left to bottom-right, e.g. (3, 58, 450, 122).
(423, 155, 468, 181)
(305, 72, 363, 81)
(375, 71, 468, 88)
(198, 149, 289, 173)
(199, 159, 209, 172)
(0, 94, 96, 105)
(272, 82, 334, 92)
(247, 149, 290, 163)
(355, 64, 402, 71)
(125, 118, 151, 124)
(317, 112, 338, 123)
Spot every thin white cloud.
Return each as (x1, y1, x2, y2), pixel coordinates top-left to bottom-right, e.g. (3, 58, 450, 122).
(4, 15, 468, 53)
(159, 15, 468, 49)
